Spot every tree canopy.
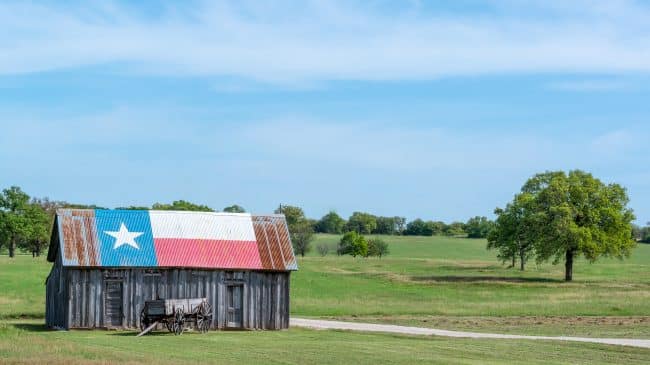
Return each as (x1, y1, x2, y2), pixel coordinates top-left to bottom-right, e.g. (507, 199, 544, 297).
(152, 200, 214, 212)
(275, 204, 314, 257)
(487, 193, 536, 270)
(315, 211, 346, 234)
(367, 238, 389, 258)
(0, 187, 51, 257)
(337, 231, 368, 257)
(346, 212, 377, 234)
(490, 170, 636, 281)
(223, 204, 246, 213)
(465, 216, 494, 238)
(275, 205, 305, 226)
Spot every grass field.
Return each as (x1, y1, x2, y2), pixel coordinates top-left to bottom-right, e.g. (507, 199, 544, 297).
(1, 234, 649, 364)
(294, 235, 650, 317)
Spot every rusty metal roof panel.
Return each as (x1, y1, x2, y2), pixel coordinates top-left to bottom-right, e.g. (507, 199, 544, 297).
(50, 209, 297, 271)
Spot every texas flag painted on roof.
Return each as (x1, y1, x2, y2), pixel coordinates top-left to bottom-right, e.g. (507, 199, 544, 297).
(49, 209, 298, 271)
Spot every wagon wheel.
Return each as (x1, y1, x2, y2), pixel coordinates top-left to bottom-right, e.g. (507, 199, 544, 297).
(196, 301, 212, 333)
(172, 308, 185, 335)
(139, 307, 149, 332)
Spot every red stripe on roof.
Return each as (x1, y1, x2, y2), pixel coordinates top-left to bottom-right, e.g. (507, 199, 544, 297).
(153, 238, 263, 269)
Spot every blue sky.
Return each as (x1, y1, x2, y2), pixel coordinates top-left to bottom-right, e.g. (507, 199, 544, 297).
(0, 0, 649, 224)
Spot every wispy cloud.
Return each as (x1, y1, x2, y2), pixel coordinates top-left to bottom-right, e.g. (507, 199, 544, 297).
(1, 109, 648, 221)
(592, 129, 637, 149)
(1, 1, 650, 82)
(546, 79, 636, 92)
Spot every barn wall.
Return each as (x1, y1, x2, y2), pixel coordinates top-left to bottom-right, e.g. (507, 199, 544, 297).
(45, 256, 68, 329)
(61, 268, 290, 330)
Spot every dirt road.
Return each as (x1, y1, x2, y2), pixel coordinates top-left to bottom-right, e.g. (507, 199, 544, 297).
(291, 318, 650, 349)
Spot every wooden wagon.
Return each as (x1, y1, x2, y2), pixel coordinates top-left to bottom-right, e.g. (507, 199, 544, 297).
(138, 298, 212, 336)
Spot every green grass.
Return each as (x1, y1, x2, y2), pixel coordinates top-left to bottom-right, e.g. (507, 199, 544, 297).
(1, 235, 650, 363)
(294, 235, 650, 317)
(0, 320, 648, 365)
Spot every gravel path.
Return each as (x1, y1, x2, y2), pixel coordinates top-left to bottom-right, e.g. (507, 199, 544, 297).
(291, 318, 650, 349)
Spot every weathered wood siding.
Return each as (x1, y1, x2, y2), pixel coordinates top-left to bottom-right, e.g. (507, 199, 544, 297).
(45, 256, 68, 329)
(54, 268, 290, 330)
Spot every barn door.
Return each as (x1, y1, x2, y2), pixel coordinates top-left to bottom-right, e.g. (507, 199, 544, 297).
(226, 284, 243, 328)
(104, 280, 123, 327)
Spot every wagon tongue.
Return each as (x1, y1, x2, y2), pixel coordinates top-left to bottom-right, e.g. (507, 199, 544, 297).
(136, 321, 160, 337)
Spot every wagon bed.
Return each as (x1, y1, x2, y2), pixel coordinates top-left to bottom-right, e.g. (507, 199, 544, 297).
(138, 298, 212, 336)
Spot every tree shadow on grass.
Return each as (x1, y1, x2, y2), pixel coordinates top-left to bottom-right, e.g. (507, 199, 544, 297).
(410, 275, 563, 283)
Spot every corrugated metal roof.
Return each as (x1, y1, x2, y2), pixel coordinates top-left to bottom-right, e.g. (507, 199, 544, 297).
(49, 209, 297, 271)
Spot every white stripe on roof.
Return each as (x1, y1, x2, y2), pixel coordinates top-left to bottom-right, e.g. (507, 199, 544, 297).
(149, 211, 256, 241)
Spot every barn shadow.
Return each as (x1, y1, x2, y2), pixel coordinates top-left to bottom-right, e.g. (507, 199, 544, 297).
(12, 323, 50, 332)
(410, 275, 562, 283)
(110, 331, 171, 337)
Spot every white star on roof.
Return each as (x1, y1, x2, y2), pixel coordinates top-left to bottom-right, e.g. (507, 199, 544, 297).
(105, 223, 143, 250)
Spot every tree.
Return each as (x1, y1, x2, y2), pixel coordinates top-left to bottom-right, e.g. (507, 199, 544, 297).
(316, 211, 346, 234)
(465, 216, 494, 239)
(641, 222, 650, 243)
(152, 200, 214, 212)
(443, 222, 466, 237)
(394, 217, 407, 235)
(374, 216, 404, 235)
(487, 193, 536, 270)
(523, 170, 636, 281)
(346, 212, 377, 234)
(636, 222, 650, 243)
(290, 220, 314, 257)
(317, 243, 329, 256)
(367, 238, 389, 258)
(275, 205, 305, 226)
(428, 221, 446, 235)
(337, 231, 353, 255)
(275, 205, 314, 257)
(0, 186, 31, 258)
(115, 205, 150, 210)
(223, 204, 246, 213)
(337, 231, 368, 257)
(404, 219, 431, 236)
(62, 203, 109, 210)
(20, 202, 50, 257)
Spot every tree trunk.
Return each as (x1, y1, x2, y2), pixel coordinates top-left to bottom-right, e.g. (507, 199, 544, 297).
(565, 249, 575, 282)
(8, 236, 16, 258)
(510, 255, 516, 268)
(519, 247, 525, 271)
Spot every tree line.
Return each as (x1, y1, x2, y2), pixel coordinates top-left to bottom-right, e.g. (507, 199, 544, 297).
(3, 170, 643, 281)
(311, 211, 493, 238)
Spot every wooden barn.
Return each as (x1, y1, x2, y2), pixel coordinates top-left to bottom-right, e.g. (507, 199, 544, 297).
(45, 209, 297, 330)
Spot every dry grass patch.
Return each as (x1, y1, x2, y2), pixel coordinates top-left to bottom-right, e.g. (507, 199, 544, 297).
(326, 315, 650, 338)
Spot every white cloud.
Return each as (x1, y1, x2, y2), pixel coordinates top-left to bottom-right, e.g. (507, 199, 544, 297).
(0, 1, 650, 82)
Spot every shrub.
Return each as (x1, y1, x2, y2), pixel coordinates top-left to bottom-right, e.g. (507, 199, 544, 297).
(338, 231, 368, 257)
(367, 238, 389, 258)
(317, 243, 329, 256)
